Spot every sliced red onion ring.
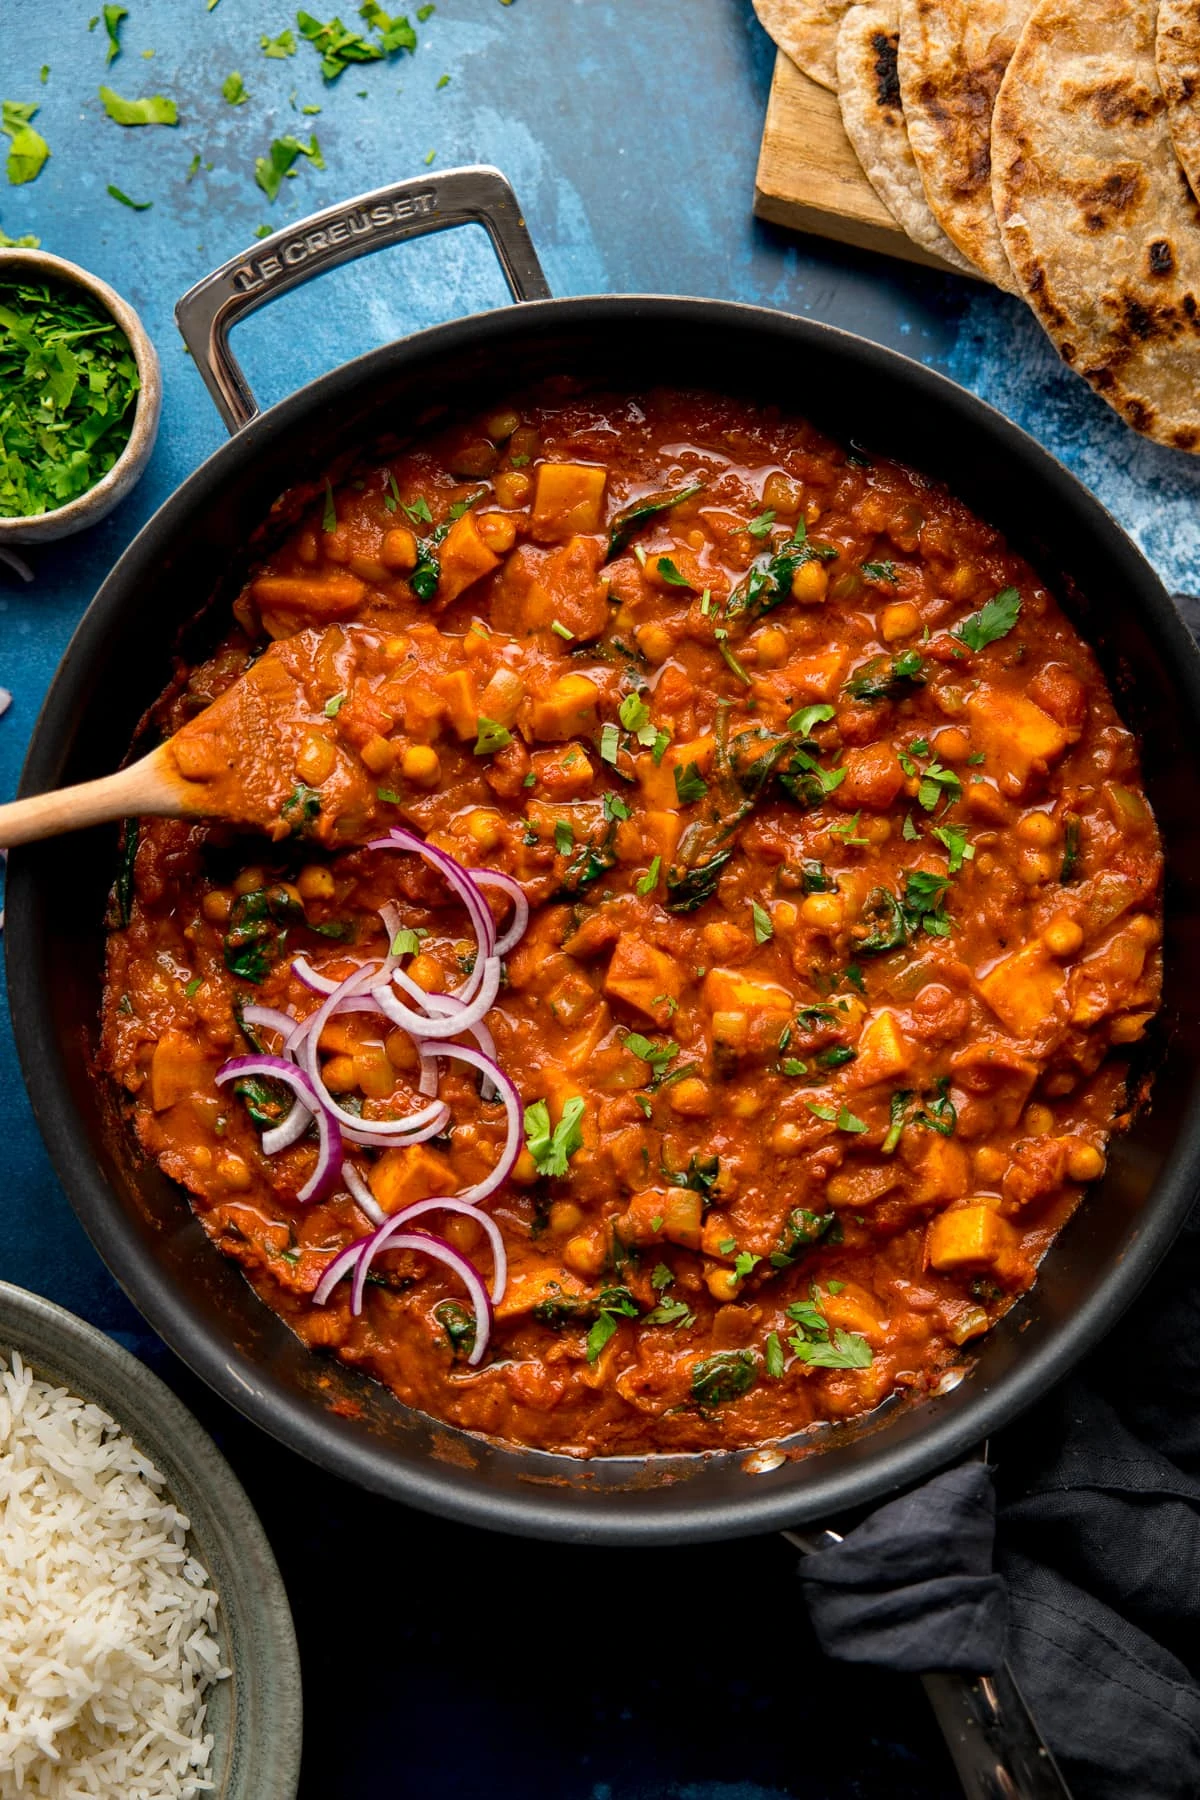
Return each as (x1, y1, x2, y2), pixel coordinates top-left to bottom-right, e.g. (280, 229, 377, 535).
(312, 1239, 363, 1307)
(216, 1055, 341, 1203)
(470, 869, 529, 956)
(382, 1197, 507, 1301)
(387, 971, 494, 1095)
(421, 1041, 522, 1207)
(339, 1106, 450, 1149)
(372, 954, 501, 1037)
(369, 827, 496, 962)
(0, 687, 11, 719)
(240, 1004, 299, 1043)
(291, 955, 339, 995)
(342, 1162, 386, 1227)
(350, 1228, 493, 1365)
(300, 961, 447, 1140)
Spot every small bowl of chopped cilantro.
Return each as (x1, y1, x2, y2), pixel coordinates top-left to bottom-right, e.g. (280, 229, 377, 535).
(0, 247, 161, 542)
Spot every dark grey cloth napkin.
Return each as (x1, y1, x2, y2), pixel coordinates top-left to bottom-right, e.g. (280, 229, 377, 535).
(799, 1170, 1200, 1800)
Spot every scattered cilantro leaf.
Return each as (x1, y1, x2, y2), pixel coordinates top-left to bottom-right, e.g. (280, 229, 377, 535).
(222, 70, 249, 105)
(474, 715, 512, 755)
(262, 28, 298, 55)
(788, 703, 836, 740)
(750, 899, 773, 944)
(255, 130, 323, 200)
(102, 4, 127, 64)
(673, 761, 709, 804)
(2, 101, 50, 183)
(106, 183, 151, 208)
(636, 855, 661, 897)
(524, 1095, 586, 1178)
(747, 507, 776, 538)
(954, 586, 1022, 652)
(98, 85, 178, 126)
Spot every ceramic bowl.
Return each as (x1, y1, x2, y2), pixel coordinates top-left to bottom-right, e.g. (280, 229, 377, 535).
(0, 249, 162, 544)
(0, 1280, 301, 1800)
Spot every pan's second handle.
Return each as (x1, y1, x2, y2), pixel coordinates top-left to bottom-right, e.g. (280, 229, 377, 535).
(175, 165, 551, 435)
(921, 1666, 1074, 1800)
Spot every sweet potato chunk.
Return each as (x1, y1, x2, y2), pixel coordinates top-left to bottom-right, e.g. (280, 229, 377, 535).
(250, 573, 367, 621)
(436, 510, 502, 605)
(618, 1186, 703, 1251)
(150, 1032, 212, 1112)
(966, 688, 1070, 792)
(530, 462, 608, 541)
(702, 966, 794, 1020)
(927, 1205, 1017, 1274)
(637, 735, 715, 810)
(846, 1009, 912, 1086)
(604, 933, 682, 1024)
(494, 1265, 589, 1324)
(529, 673, 600, 741)
(978, 943, 1066, 1039)
(837, 742, 906, 811)
(433, 668, 480, 740)
(369, 1143, 456, 1213)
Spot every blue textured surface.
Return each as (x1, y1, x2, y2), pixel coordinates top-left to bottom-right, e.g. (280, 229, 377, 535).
(5, 1, 1194, 1792)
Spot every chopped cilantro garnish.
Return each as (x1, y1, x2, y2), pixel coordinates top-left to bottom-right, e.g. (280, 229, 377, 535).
(786, 1290, 873, 1368)
(553, 820, 574, 856)
(602, 791, 630, 823)
(550, 618, 574, 640)
(375, 787, 401, 805)
(624, 1032, 677, 1078)
(98, 85, 178, 126)
(599, 721, 620, 765)
(2, 102, 49, 184)
(806, 1101, 868, 1134)
(932, 823, 973, 873)
(674, 762, 709, 804)
(184, 975, 202, 997)
(747, 507, 776, 538)
(324, 691, 346, 718)
(101, 4, 127, 64)
(750, 899, 773, 944)
(861, 559, 898, 583)
(524, 1095, 586, 1178)
(788, 703, 835, 739)
(106, 183, 151, 209)
(781, 1058, 808, 1077)
(636, 855, 661, 897)
(255, 131, 324, 201)
(261, 27, 297, 56)
(954, 586, 1022, 652)
(764, 1331, 785, 1378)
(321, 478, 336, 532)
(733, 1251, 761, 1282)
(655, 555, 693, 589)
(222, 70, 249, 105)
(389, 927, 422, 957)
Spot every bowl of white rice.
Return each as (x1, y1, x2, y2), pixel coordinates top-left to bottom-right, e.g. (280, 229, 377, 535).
(0, 1281, 300, 1800)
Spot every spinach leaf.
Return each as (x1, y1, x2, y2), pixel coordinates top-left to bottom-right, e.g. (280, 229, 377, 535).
(691, 1349, 757, 1406)
(605, 480, 704, 559)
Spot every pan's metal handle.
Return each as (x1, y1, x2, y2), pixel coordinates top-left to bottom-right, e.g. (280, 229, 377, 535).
(174, 165, 551, 435)
(920, 1665, 1073, 1800)
(784, 1526, 1073, 1800)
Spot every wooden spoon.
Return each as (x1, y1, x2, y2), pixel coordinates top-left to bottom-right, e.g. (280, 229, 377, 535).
(0, 627, 391, 850)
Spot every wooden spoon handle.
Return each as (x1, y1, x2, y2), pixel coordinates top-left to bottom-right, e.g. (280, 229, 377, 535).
(0, 746, 198, 849)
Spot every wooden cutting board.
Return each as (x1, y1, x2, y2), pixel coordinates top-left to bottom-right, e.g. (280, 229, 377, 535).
(753, 49, 972, 278)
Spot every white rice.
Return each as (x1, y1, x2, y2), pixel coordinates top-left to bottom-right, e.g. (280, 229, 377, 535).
(0, 1351, 229, 1799)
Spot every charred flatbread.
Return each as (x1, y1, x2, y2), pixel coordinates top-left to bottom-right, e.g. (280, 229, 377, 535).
(898, 0, 1030, 291)
(752, 0, 855, 92)
(836, 0, 976, 272)
(992, 0, 1200, 452)
(1157, 0, 1200, 204)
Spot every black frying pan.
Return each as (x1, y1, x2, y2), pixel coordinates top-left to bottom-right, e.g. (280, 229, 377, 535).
(8, 166, 1200, 1563)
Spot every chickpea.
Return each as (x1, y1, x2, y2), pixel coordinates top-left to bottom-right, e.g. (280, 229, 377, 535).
(974, 1145, 1007, 1184)
(485, 408, 521, 442)
(1016, 810, 1060, 847)
(549, 1199, 583, 1235)
(234, 867, 266, 897)
(202, 889, 233, 925)
(857, 815, 892, 845)
(729, 1092, 765, 1119)
(636, 621, 674, 664)
(401, 744, 441, 789)
(322, 1054, 358, 1094)
(707, 1267, 742, 1303)
(801, 892, 845, 931)
(1017, 848, 1056, 886)
(297, 864, 336, 902)
(354, 1046, 395, 1100)
(752, 625, 790, 668)
(465, 808, 504, 851)
(216, 1152, 253, 1191)
(763, 471, 802, 513)
(1128, 913, 1161, 944)
(932, 726, 971, 764)
(296, 732, 337, 784)
(493, 469, 533, 509)
(1042, 914, 1084, 958)
(880, 601, 922, 642)
(511, 1147, 539, 1186)
(380, 526, 418, 572)
(478, 512, 517, 554)
(1067, 1142, 1106, 1183)
(1024, 1104, 1055, 1136)
(443, 1213, 481, 1254)
(791, 561, 828, 606)
(1111, 1011, 1152, 1044)
(407, 953, 443, 992)
(359, 732, 395, 776)
(702, 920, 752, 958)
(771, 1121, 805, 1155)
(668, 1077, 712, 1118)
(565, 1233, 607, 1278)
(385, 1028, 419, 1072)
(773, 900, 799, 932)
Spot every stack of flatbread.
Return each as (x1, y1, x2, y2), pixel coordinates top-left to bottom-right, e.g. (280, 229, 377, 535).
(753, 0, 1200, 453)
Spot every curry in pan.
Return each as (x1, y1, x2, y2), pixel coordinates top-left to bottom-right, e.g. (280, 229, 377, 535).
(100, 387, 1162, 1456)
